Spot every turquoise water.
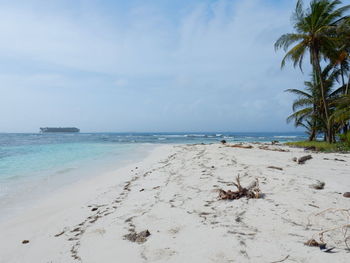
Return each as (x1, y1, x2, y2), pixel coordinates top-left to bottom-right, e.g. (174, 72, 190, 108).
(0, 134, 158, 220)
(0, 132, 306, 220)
(1, 142, 135, 182)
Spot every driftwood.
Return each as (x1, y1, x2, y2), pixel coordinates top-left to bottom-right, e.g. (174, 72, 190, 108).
(305, 146, 317, 151)
(324, 158, 346, 162)
(267, 166, 283, 171)
(227, 144, 253, 149)
(297, 155, 312, 164)
(218, 176, 261, 200)
(258, 146, 289, 152)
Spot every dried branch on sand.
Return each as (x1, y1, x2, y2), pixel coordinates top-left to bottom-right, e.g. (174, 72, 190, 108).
(270, 255, 289, 263)
(306, 208, 350, 250)
(258, 146, 289, 152)
(226, 144, 253, 149)
(267, 166, 283, 171)
(218, 176, 261, 200)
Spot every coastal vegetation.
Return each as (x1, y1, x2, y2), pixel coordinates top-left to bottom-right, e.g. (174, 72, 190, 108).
(286, 140, 349, 152)
(275, 0, 350, 145)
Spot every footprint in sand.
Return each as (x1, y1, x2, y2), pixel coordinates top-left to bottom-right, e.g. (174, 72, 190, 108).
(145, 248, 177, 261)
(168, 226, 181, 235)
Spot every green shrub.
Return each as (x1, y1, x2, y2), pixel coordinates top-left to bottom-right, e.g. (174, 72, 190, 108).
(339, 132, 350, 147)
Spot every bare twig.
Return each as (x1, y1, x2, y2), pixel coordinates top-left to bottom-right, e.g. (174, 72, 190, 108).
(259, 146, 289, 152)
(307, 208, 350, 250)
(270, 255, 289, 263)
(267, 166, 283, 171)
(227, 144, 253, 149)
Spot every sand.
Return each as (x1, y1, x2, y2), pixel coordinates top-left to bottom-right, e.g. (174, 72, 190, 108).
(0, 143, 349, 263)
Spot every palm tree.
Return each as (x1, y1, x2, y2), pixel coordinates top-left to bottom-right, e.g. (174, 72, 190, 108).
(275, 0, 350, 143)
(334, 17, 350, 95)
(286, 64, 337, 141)
(331, 94, 350, 134)
(286, 83, 319, 141)
(332, 19, 350, 133)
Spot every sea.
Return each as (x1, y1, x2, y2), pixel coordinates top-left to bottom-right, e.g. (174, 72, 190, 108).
(0, 132, 305, 221)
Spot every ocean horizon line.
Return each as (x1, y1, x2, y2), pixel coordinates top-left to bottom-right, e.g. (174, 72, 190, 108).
(0, 130, 305, 134)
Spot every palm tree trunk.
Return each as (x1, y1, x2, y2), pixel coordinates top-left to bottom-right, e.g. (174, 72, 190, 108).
(309, 129, 316, 141)
(343, 72, 350, 135)
(312, 49, 332, 143)
(346, 72, 350, 95)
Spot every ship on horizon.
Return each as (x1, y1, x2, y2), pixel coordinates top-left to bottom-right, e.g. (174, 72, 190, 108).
(40, 127, 80, 133)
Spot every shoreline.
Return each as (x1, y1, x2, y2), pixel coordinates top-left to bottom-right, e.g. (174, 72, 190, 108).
(0, 143, 158, 223)
(0, 143, 349, 262)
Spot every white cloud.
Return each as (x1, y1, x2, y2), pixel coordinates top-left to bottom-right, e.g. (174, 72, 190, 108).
(0, 0, 306, 132)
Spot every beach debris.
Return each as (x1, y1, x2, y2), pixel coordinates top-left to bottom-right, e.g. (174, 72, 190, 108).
(139, 188, 145, 192)
(227, 144, 253, 149)
(271, 140, 279, 145)
(305, 146, 317, 151)
(220, 140, 227, 144)
(91, 207, 98, 212)
(307, 208, 350, 251)
(324, 157, 346, 162)
(322, 247, 336, 253)
(309, 181, 325, 190)
(297, 155, 312, 164)
(308, 203, 320, 208)
(343, 192, 350, 198)
(218, 176, 261, 200)
(319, 243, 327, 250)
(304, 239, 322, 247)
(292, 157, 297, 162)
(270, 255, 289, 263)
(304, 239, 336, 252)
(124, 229, 151, 244)
(267, 166, 283, 171)
(304, 239, 335, 252)
(258, 146, 289, 152)
(22, 240, 29, 244)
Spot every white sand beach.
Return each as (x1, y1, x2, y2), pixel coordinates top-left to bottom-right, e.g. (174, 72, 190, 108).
(1, 143, 349, 263)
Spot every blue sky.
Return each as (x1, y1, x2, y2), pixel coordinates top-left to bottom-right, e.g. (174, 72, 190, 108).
(0, 0, 311, 132)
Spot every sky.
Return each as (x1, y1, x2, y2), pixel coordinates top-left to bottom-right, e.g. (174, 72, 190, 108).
(0, 0, 313, 133)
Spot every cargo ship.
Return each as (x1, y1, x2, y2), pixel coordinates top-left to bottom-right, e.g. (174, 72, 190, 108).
(40, 127, 80, 133)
